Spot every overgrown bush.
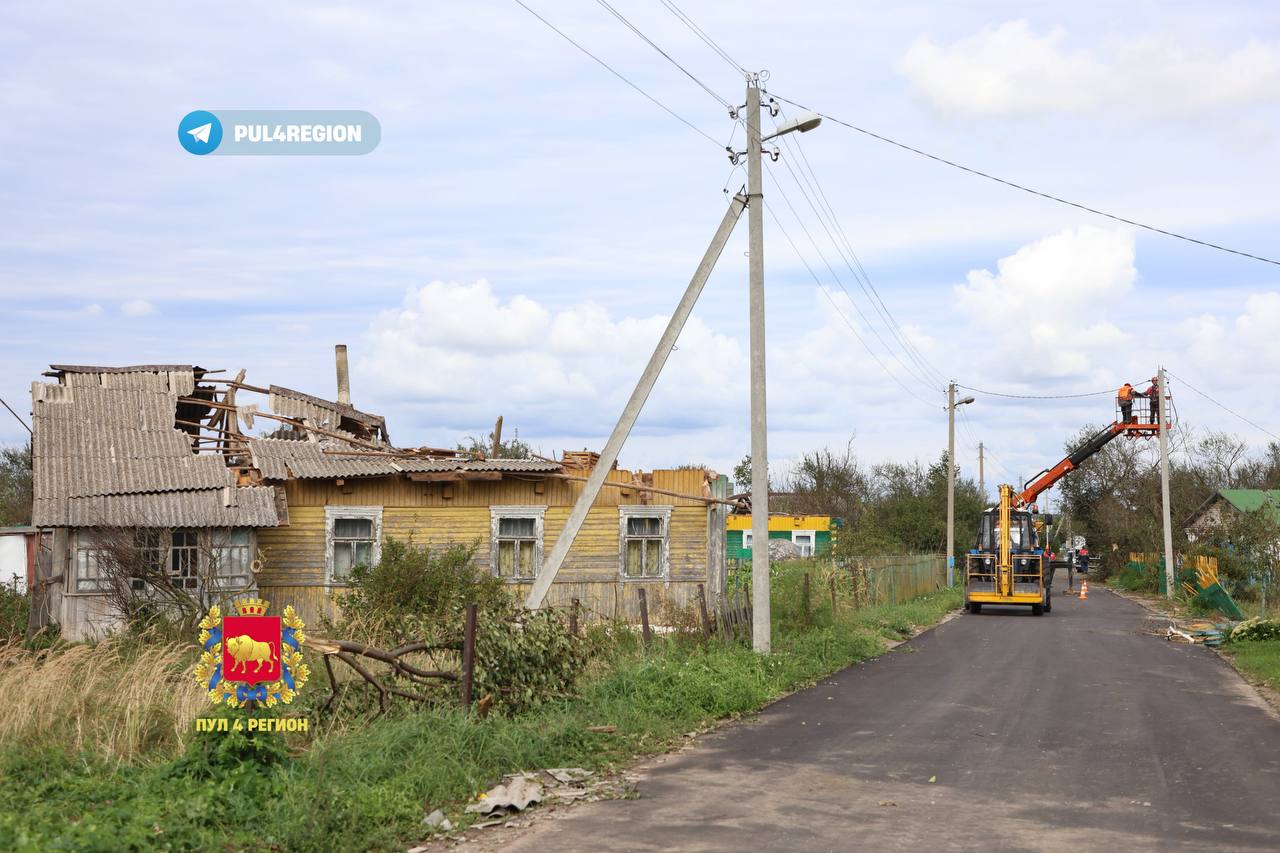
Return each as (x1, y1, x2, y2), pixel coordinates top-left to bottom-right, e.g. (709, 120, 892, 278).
(328, 537, 591, 714)
(1229, 618, 1280, 643)
(0, 584, 28, 643)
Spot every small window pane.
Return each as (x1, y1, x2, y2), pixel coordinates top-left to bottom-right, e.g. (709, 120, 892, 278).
(628, 517, 661, 536)
(497, 541, 515, 577)
(499, 517, 537, 538)
(645, 540, 662, 576)
(625, 540, 644, 577)
(518, 541, 535, 575)
(334, 543, 355, 575)
(334, 518, 373, 539)
(353, 541, 372, 567)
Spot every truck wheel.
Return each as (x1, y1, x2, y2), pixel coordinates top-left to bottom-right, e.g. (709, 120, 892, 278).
(1031, 604, 1044, 616)
(969, 603, 982, 614)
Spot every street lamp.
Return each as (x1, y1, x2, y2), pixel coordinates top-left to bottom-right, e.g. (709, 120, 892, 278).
(947, 383, 975, 586)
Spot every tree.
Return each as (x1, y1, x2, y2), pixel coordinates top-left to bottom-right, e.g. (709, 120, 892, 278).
(457, 428, 535, 459)
(0, 443, 31, 525)
(773, 438, 870, 525)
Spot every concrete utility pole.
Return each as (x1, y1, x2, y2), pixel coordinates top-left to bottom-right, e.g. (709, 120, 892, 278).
(946, 382, 975, 586)
(978, 441, 985, 504)
(1158, 366, 1175, 598)
(524, 193, 748, 610)
(746, 79, 771, 653)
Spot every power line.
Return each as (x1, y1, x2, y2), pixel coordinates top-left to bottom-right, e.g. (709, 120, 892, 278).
(764, 200, 940, 411)
(592, 0, 731, 108)
(0, 396, 31, 436)
(772, 107, 948, 389)
(1164, 369, 1280, 444)
(512, 0, 720, 146)
(655, 0, 747, 76)
(957, 383, 1114, 400)
(765, 164, 940, 390)
(770, 93, 1280, 269)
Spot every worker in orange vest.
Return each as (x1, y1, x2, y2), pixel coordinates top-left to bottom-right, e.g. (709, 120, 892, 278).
(1142, 376, 1160, 424)
(1117, 382, 1136, 423)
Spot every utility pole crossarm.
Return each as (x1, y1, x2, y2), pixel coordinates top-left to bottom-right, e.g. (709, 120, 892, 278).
(524, 192, 748, 611)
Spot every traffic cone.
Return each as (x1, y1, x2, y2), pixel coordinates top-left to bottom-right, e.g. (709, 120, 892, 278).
(1080, 580, 1089, 600)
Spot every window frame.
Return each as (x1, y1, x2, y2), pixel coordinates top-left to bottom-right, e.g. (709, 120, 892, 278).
(743, 530, 753, 549)
(325, 506, 383, 586)
(791, 529, 816, 558)
(618, 505, 672, 581)
(72, 530, 109, 593)
(489, 506, 546, 582)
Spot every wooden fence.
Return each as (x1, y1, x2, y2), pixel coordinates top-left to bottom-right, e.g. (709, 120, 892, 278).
(724, 553, 947, 607)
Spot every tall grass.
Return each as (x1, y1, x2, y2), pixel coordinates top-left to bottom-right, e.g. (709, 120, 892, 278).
(0, 637, 206, 763)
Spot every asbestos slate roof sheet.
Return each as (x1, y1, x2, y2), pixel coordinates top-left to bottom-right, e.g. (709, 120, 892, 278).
(247, 439, 561, 480)
(34, 486, 281, 528)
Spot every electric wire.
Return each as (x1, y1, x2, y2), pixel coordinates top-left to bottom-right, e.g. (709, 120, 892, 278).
(764, 200, 940, 411)
(770, 93, 1280, 269)
(1164, 369, 1280, 444)
(512, 0, 721, 146)
(956, 383, 1114, 400)
(773, 108, 948, 389)
(765, 163, 940, 389)
(592, 0, 731, 108)
(655, 0, 747, 76)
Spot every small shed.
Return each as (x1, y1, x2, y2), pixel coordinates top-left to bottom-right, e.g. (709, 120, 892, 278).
(726, 514, 839, 560)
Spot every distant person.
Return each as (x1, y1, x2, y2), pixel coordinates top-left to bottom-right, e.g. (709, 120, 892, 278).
(1078, 548, 1090, 577)
(1118, 382, 1136, 423)
(1065, 548, 1076, 591)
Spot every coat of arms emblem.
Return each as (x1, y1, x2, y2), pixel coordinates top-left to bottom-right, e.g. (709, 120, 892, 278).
(195, 597, 309, 707)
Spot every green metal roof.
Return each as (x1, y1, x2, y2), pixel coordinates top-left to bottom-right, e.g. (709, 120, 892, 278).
(1218, 489, 1280, 521)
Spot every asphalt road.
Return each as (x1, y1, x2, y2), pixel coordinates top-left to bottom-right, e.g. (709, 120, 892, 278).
(500, 577, 1280, 852)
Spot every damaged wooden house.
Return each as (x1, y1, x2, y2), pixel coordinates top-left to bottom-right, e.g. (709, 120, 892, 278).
(30, 351, 730, 639)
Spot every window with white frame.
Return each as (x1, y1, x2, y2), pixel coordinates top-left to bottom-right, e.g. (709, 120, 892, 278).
(74, 533, 108, 592)
(743, 530, 753, 549)
(210, 528, 254, 589)
(326, 507, 382, 584)
(620, 506, 671, 579)
(170, 529, 200, 590)
(792, 530, 816, 558)
(490, 506, 545, 580)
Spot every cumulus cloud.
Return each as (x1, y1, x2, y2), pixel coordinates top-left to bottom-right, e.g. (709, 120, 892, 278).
(953, 226, 1136, 379)
(356, 279, 746, 437)
(898, 21, 1280, 117)
(120, 299, 155, 316)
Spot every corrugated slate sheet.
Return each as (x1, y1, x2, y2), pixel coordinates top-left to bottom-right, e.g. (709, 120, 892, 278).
(249, 438, 405, 480)
(37, 486, 281, 528)
(30, 371, 281, 528)
(247, 439, 562, 480)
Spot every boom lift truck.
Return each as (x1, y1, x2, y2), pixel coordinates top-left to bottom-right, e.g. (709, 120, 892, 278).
(965, 388, 1162, 615)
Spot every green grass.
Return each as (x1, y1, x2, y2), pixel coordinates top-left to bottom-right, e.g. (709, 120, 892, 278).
(0, 586, 960, 852)
(1222, 639, 1280, 693)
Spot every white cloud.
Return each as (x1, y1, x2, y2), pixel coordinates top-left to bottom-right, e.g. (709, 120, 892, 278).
(953, 225, 1135, 379)
(120, 299, 155, 316)
(898, 20, 1280, 117)
(357, 280, 747, 439)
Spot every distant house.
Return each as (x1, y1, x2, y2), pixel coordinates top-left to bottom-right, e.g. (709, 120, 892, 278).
(1183, 489, 1280, 542)
(29, 359, 730, 640)
(725, 514, 839, 561)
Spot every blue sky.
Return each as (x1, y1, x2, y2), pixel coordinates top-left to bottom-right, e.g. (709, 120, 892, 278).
(3, 1, 1280, 505)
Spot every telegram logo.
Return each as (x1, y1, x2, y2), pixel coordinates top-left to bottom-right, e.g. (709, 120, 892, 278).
(179, 110, 223, 155)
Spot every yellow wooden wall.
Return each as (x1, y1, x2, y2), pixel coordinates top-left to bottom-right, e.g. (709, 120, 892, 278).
(256, 469, 712, 625)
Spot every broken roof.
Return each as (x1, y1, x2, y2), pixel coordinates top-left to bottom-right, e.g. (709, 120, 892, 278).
(247, 438, 560, 481)
(30, 362, 563, 527)
(31, 367, 281, 528)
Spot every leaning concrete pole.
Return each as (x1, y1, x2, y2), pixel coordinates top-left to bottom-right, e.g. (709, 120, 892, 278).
(1158, 366, 1175, 598)
(745, 80, 772, 653)
(525, 192, 748, 610)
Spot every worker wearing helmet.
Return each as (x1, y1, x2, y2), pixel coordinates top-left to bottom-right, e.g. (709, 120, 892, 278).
(1117, 383, 1137, 423)
(1143, 376, 1160, 424)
